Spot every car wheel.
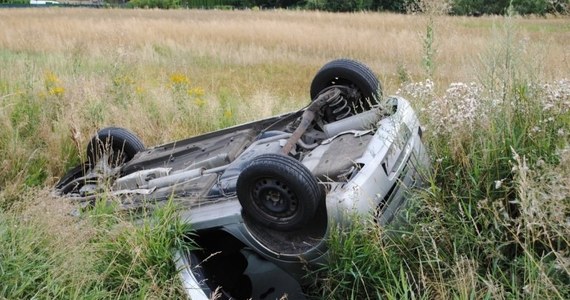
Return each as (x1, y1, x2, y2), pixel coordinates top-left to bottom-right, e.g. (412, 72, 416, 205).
(54, 163, 88, 194)
(310, 59, 382, 122)
(86, 127, 145, 167)
(237, 154, 321, 231)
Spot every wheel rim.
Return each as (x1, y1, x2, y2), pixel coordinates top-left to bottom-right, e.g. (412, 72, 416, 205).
(251, 177, 298, 219)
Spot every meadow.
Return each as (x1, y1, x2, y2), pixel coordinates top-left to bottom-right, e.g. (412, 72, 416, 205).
(0, 8, 569, 299)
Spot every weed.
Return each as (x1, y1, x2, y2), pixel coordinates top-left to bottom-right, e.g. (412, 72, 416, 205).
(396, 60, 411, 84)
(422, 16, 436, 78)
(391, 18, 570, 297)
(411, 0, 451, 79)
(0, 192, 194, 299)
(89, 199, 192, 298)
(310, 217, 419, 299)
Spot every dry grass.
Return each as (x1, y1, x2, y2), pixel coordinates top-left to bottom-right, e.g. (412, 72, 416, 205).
(1, 9, 568, 89)
(0, 9, 567, 150)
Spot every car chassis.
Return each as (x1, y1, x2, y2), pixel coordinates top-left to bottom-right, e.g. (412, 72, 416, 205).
(55, 59, 430, 299)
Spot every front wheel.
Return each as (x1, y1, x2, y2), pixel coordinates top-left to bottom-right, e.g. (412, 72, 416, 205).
(236, 154, 322, 231)
(310, 59, 382, 122)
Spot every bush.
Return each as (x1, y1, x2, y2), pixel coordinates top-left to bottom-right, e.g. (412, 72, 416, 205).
(371, 0, 413, 12)
(0, 0, 28, 4)
(451, 0, 568, 15)
(511, 0, 549, 15)
(306, 0, 373, 12)
(451, 0, 510, 15)
(128, 0, 180, 9)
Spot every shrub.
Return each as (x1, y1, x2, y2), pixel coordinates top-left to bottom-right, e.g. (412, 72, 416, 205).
(306, 0, 373, 11)
(128, 0, 181, 9)
(450, 0, 567, 15)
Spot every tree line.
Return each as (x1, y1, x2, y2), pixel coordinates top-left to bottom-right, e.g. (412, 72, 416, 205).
(126, 0, 568, 15)
(1, 0, 568, 15)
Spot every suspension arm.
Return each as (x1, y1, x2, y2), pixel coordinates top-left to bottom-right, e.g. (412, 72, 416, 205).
(281, 88, 341, 155)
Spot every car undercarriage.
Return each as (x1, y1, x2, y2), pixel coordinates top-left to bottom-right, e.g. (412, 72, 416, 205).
(54, 59, 430, 299)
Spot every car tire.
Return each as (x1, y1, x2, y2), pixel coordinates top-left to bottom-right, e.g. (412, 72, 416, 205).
(86, 127, 145, 167)
(310, 59, 382, 122)
(237, 154, 322, 231)
(54, 163, 88, 194)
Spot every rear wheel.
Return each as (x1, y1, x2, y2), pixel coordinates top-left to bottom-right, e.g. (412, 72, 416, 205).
(86, 127, 145, 167)
(310, 59, 382, 122)
(237, 154, 321, 231)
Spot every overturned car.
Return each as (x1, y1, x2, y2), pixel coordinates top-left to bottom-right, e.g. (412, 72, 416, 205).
(55, 59, 430, 299)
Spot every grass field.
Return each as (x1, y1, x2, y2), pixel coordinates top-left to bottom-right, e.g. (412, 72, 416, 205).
(0, 8, 569, 299)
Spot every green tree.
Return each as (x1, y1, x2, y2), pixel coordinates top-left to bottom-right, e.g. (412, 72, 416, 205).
(512, 0, 549, 15)
(128, 0, 180, 8)
(372, 0, 407, 12)
(0, 0, 28, 4)
(451, 0, 510, 15)
(451, 0, 563, 15)
(308, 0, 372, 11)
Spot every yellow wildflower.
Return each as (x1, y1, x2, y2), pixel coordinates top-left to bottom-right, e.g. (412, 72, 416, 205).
(223, 109, 233, 119)
(135, 86, 145, 95)
(44, 71, 59, 86)
(188, 87, 205, 97)
(49, 86, 65, 97)
(194, 98, 206, 108)
(113, 75, 134, 87)
(169, 73, 189, 86)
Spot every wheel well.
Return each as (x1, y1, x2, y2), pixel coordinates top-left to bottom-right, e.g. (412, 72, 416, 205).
(191, 230, 252, 299)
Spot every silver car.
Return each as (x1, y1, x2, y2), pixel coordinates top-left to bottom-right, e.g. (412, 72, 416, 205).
(55, 59, 430, 299)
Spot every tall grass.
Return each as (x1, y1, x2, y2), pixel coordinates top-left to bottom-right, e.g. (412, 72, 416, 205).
(0, 193, 191, 299)
(0, 8, 568, 299)
(312, 11, 570, 299)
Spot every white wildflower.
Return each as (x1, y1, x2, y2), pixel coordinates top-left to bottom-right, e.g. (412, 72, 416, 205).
(494, 179, 504, 189)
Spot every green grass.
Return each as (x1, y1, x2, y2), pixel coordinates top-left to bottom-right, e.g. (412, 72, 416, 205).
(0, 198, 191, 299)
